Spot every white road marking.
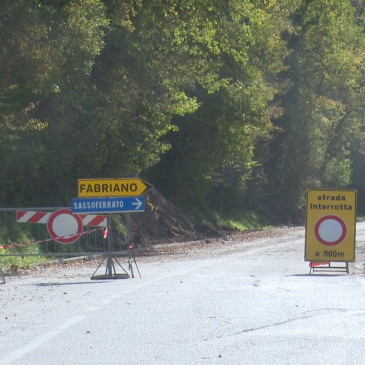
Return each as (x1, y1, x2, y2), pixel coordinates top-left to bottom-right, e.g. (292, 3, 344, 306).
(0, 315, 84, 365)
(84, 305, 98, 312)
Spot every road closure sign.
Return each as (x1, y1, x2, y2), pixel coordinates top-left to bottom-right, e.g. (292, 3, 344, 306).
(305, 189, 357, 262)
(78, 178, 153, 198)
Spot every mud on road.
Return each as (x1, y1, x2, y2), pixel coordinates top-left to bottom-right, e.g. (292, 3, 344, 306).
(2, 224, 364, 282)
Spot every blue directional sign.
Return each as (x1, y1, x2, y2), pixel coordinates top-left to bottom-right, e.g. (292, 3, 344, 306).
(71, 197, 145, 214)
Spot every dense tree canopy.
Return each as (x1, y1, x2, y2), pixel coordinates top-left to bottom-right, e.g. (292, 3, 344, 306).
(261, 0, 365, 208)
(1, 0, 365, 217)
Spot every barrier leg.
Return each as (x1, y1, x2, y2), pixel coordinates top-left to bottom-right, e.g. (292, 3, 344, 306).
(0, 265, 5, 284)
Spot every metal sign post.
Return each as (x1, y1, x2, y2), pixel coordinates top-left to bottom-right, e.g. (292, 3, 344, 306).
(91, 213, 130, 280)
(106, 213, 113, 275)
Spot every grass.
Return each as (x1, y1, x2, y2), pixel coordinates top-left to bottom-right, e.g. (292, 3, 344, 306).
(0, 245, 51, 271)
(187, 203, 273, 231)
(218, 209, 273, 231)
(0, 215, 52, 271)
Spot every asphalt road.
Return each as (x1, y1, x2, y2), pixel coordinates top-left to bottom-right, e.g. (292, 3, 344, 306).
(1, 224, 365, 365)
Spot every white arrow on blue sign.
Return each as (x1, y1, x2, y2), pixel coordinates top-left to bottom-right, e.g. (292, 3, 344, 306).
(71, 197, 145, 214)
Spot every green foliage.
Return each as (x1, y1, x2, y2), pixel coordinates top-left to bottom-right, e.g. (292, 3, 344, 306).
(322, 157, 352, 188)
(260, 0, 365, 206)
(147, 0, 299, 209)
(0, 245, 50, 271)
(1, 0, 365, 226)
(221, 211, 273, 232)
(0, 0, 108, 206)
(0, 214, 49, 269)
(185, 189, 272, 230)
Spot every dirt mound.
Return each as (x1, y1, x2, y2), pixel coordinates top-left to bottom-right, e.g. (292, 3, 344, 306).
(125, 189, 304, 247)
(128, 189, 223, 246)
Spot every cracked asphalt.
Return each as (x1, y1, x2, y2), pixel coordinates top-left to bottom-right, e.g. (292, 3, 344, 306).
(1, 224, 365, 365)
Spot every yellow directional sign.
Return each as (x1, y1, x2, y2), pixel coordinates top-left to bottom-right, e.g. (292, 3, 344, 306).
(78, 178, 153, 198)
(305, 189, 357, 262)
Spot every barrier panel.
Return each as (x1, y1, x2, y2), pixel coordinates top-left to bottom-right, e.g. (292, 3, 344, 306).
(0, 207, 129, 264)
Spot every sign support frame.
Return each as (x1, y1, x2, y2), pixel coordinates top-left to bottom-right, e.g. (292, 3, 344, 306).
(309, 261, 349, 274)
(91, 213, 131, 280)
(78, 176, 152, 280)
(126, 212, 141, 278)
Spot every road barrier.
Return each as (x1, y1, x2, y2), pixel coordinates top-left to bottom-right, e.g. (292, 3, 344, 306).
(0, 207, 130, 272)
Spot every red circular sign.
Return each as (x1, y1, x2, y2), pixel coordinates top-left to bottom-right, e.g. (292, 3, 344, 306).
(47, 209, 83, 244)
(314, 215, 347, 246)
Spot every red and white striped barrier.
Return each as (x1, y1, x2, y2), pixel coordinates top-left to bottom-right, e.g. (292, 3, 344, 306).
(78, 214, 107, 227)
(16, 211, 50, 224)
(16, 211, 106, 227)
(13, 209, 108, 245)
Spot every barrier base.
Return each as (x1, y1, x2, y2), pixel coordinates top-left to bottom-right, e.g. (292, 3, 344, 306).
(309, 261, 349, 274)
(91, 256, 130, 280)
(91, 273, 130, 280)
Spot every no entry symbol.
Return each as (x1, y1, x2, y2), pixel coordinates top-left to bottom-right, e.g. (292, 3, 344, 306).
(47, 209, 83, 244)
(314, 215, 347, 247)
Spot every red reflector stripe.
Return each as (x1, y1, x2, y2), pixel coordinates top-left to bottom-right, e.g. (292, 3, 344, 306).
(27, 212, 49, 223)
(16, 211, 27, 220)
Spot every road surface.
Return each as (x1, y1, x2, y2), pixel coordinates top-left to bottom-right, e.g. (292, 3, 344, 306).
(1, 224, 365, 365)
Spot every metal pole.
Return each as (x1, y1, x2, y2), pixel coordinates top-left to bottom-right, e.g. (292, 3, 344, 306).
(106, 213, 113, 276)
(126, 213, 134, 278)
(220, 183, 223, 222)
(126, 213, 131, 246)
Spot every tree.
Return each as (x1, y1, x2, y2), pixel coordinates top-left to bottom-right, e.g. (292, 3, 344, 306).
(260, 0, 365, 206)
(0, 0, 108, 206)
(143, 0, 300, 211)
